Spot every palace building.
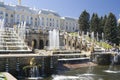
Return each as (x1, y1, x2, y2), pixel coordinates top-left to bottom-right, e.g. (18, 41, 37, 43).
(0, 1, 79, 32)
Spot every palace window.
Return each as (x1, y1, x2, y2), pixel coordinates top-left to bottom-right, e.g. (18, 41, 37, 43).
(73, 23, 75, 27)
(42, 22, 44, 26)
(57, 24, 59, 27)
(66, 26, 68, 30)
(42, 17, 44, 20)
(11, 19, 14, 24)
(11, 14, 13, 18)
(21, 15, 25, 21)
(35, 22, 37, 26)
(69, 23, 71, 26)
(46, 22, 48, 26)
(31, 17, 33, 20)
(0, 16, 3, 19)
(47, 18, 48, 21)
(26, 16, 29, 23)
(5, 13, 8, 17)
(17, 15, 19, 18)
(53, 23, 54, 27)
(50, 18, 52, 21)
(17, 19, 19, 23)
(0, 11, 3, 14)
(31, 21, 33, 25)
(56, 20, 58, 22)
(50, 23, 52, 26)
(66, 22, 68, 25)
(5, 18, 8, 23)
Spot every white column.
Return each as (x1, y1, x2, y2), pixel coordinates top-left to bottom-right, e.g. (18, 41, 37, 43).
(4, 12, 6, 20)
(24, 15, 26, 22)
(29, 16, 31, 24)
(14, 14, 17, 23)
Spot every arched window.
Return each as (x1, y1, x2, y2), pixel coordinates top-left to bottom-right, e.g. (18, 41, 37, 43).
(39, 40, 44, 49)
(32, 39, 37, 49)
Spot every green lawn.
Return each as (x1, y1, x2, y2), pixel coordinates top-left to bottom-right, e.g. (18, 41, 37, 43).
(69, 32, 78, 36)
(86, 36, 113, 49)
(68, 33, 113, 49)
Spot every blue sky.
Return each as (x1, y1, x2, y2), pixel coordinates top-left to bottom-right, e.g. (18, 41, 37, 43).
(4, 0, 120, 19)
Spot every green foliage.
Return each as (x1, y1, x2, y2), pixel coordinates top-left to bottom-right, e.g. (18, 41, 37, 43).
(86, 36, 113, 49)
(78, 10, 90, 34)
(104, 13, 117, 44)
(23, 64, 41, 70)
(90, 13, 100, 36)
(69, 32, 78, 36)
(23, 65, 32, 70)
(98, 15, 107, 39)
(78, 11, 119, 45)
(117, 23, 120, 44)
(97, 42, 113, 49)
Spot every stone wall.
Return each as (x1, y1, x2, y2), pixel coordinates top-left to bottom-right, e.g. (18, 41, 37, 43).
(0, 56, 58, 77)
(26, 30, 65, 50)
(64, 33, 82, 50)
(26, 30, 49, 49)
(91, 53, 112, 65)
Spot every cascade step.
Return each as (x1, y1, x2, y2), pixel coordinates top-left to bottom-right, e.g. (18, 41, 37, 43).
(0, 27, 31, 52)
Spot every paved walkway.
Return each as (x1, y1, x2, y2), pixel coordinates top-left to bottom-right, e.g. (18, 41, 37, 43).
(0, 53, 52, 58)
(2, 72, 17, 80)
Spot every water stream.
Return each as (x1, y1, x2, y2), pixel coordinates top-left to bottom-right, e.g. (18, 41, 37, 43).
(49, 29, 59, 50)
(104, 54, 120, 73)
(49, 65, 120, 80)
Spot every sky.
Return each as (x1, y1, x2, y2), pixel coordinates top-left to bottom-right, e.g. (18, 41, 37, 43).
(3, 0, 120, 19)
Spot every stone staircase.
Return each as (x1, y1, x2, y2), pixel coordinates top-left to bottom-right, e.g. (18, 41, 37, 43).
(53, 51, 90, 62)
(84, 38, 105, 52)
(94, 45, 105, 52)
(0, 28, 31, 52)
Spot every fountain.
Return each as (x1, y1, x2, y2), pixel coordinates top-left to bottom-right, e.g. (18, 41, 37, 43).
(102, 32, 104, 42)
(0, 19, 5, 50)
(51, 65, 120, 80)
(41, 57, 45, 77)
(86, 32, 89, 37)
(24, 58, 42, 79)
(52, 75, 79, 80)
(91, 32, 94, 41)
(0, 19, 4, 30)
(96, 32, 99, 41)
(5, 58, 9, 72)
(30, 66, 39, 77)
(82, 31, 85, 39)
(0, 20, 31, 52)
(104, 53, 120, 73)
(49, 29, 60, 50)
(17, 22, 26, 40)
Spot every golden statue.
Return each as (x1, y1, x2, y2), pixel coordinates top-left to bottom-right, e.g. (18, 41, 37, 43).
(30, 58, 36, 66)
(18, 0, 21, 5)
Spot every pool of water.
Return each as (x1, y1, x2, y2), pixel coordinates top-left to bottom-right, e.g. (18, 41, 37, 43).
(43, 65, 120, 80)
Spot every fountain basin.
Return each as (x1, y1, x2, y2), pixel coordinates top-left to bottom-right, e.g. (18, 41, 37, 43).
(26, 77, 43, 80)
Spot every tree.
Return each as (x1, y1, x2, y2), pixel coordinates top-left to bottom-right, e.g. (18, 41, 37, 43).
(104, 13, 117, 44)
(78, 10, 90, 34)
(98, 15, 107, 40)
(102, 15, 107, 27)
(117, 23, 120, 45)
(90, 13, 100, 38)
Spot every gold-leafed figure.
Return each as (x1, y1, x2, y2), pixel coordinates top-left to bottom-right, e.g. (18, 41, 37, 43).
(18, 0, 21, 5)
(30, 58, 36, 66)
